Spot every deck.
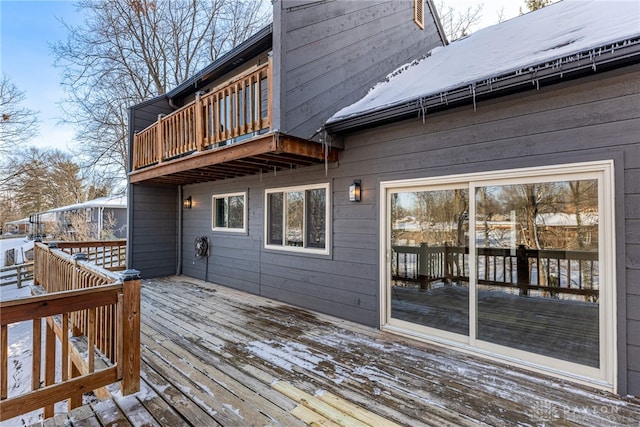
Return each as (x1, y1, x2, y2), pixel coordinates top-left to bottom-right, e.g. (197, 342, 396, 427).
(31, 276, 640, 426)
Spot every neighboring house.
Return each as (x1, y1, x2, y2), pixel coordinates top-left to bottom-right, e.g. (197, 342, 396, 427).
(33, 195, 127, 240)
(3, 217, 30, 235)
(127, 0, 640, 396)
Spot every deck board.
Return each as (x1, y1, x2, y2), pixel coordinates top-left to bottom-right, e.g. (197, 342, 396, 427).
(34, 275, 639, 426)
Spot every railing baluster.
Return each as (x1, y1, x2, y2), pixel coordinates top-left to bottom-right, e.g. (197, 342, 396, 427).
(31, 318, 41, 391)
(1, 324, 7, 400)
(44, 320, 55, 418)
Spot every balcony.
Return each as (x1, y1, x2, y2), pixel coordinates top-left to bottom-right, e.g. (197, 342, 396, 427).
(130, 60, 338, 185)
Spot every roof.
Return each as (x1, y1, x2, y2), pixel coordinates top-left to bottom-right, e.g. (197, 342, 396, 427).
(166, 24, 273, 101)
(327, 0, 640, 131)
(43, 194, 127, 214)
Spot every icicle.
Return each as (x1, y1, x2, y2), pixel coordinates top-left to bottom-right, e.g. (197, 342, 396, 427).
(260, 169, 263, 183)
(273, 166, 277, 176)
(471, 84, 477, 112)
(419, 98, 427, 124)
(536, 79, 540, 90)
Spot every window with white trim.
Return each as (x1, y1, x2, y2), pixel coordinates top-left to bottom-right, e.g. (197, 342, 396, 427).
(381, 161, 616, 387)
(212, 192, 247, 232)
(265, 183, 329, 253)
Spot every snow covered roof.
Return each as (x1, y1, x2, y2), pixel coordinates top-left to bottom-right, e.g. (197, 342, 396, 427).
(328, 0, 640, 129)
(537, 212, 598, 226)
(43, 194, 127, 214)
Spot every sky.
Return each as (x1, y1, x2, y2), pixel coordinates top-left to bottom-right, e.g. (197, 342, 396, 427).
(0, 0, 526, 153)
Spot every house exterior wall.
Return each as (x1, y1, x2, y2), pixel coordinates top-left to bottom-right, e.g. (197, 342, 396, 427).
(179, 64, 639, 395)
(127, 183, 178, 278)
(272, 0, 443, 140)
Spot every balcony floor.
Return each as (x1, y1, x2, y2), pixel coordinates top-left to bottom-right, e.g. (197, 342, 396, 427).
(33, 276, 640, 426)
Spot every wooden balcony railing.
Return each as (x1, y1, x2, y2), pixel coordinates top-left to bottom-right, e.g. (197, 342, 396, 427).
(133, 60, 272, 170)
(392, 244, 599, 299)
(52, 239, 127, 271)
(0, 242, 140, 422)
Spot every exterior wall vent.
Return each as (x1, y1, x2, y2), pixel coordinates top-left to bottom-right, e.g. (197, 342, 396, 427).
(414, 0, 425, 29)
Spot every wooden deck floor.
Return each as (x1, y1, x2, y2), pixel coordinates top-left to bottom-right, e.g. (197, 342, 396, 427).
(32, 276, 640, 426)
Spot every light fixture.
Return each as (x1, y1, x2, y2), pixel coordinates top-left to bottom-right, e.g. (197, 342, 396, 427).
(348, 179, 361, 202)
(183, 196, 192, 209)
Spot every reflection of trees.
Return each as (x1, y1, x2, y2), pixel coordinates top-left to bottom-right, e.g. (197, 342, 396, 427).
(392, 190, 468, 246)
(228, 195, 244, 228)
(306, 189, 326, 246)
(286, 191, 303, 246)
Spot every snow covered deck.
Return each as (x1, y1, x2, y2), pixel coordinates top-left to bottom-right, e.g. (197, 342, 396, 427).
(32, 276, 640, 426)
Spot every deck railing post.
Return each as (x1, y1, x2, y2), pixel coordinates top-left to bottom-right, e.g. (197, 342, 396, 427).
(16, 265, 22, 288)
(516, 245, 529, 296)
(156, 114, 165, 164)
(120, 269, 141, 395)
(195, 91, 205, 152)
(444, 243, 451, 283)
(419, 243, 428, 290)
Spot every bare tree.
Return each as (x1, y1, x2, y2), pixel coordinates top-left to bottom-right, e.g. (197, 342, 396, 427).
(53, 0, 271, 183)
(5, 148, 86, 218)
(435, 1, 483, 42)
(0, 74, 39, 156)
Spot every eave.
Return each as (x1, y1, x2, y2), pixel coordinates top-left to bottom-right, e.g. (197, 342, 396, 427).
(128, 132, 339, 186)
(326, 37, 640, 134)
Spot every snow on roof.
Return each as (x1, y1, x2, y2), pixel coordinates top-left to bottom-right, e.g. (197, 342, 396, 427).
(537, 212, 598, 226)
(329, 0, 640, 123)
(44, 194, 127, 214)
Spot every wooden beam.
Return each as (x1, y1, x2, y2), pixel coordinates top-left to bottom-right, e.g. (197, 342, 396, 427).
(1, 285, 122, 325)
(129, 132, 341, 185)
(0, 367, 118, 422)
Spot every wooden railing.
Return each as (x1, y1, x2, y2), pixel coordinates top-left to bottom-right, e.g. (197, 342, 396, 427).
(0, 262, 34, 288)
(50, 240, 127, 271)
(133, 60, 272, 170)
(392, 244, 599, 298)
(0, 242, 140, 422)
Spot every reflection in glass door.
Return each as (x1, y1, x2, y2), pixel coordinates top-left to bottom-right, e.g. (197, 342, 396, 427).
(389, 188, 470, 336)
(475, 180, 600, 367)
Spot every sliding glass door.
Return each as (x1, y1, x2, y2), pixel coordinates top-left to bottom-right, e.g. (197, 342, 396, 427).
(382, 162, 615, 386)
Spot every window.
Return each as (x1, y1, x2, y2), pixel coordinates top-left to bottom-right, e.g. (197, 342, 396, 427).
(414, 0, 425, 29)
(382, 161, 616, 387)
(212, 192, 247, 232)
(265, 183, 330, 253)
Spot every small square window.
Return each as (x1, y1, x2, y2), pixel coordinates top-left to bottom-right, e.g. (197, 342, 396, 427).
(212, 192, 247, 233)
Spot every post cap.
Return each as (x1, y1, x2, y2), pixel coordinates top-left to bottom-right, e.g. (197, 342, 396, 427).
(48, 242, 58, 248)
(72, 253, 88, 260)
(120, 269, 141, 281)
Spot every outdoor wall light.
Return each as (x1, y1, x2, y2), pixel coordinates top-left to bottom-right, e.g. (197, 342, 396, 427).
(348, 180, 362, 202)
(183, 196, 193, 209)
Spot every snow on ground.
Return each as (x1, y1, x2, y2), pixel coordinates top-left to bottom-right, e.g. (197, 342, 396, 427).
(0, 238, 33, 268)
(0, 281, 68, 427)
(329, 0, 640, 122)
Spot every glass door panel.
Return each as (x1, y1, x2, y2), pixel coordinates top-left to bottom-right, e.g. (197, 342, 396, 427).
(390, 189, 469, 336)
(475, 180, 600, 367)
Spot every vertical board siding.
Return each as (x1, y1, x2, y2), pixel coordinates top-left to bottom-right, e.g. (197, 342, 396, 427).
(277, 0, 444, 140)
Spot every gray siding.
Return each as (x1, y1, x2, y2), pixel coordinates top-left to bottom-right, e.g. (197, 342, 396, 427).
(273, 0, 443, 140)
(128, 184, 177, 278)
(179, 64, 639, 395)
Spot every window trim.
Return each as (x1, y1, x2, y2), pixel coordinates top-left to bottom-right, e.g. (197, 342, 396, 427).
(379, 160, 616, 391)
(264, 182, 331, 255)
(211, 191, 247, 233)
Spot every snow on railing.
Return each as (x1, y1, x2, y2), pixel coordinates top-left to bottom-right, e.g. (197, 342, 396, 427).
(0, 242, 140, 423)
